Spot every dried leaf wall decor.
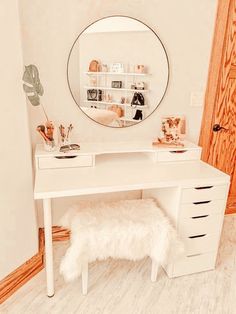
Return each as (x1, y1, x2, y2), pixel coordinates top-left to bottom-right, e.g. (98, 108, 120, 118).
(22, 64, 48, 120)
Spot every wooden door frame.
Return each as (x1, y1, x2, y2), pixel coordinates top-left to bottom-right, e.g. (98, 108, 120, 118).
(199, 0, 231, 160)
(199, 0, 236, 214)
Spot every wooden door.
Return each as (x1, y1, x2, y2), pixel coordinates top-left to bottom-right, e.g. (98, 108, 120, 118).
(199, 0, 236, 214)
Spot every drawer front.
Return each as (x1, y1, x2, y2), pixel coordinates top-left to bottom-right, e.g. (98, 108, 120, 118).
(178, 214, 223, 237)
(172, 252, 216, 277)
(157, 149, 201, 162)
(38, 155, 93, 169)
(181, 185, 228, 203)
(185, 233, 219, 255)
(180, 199, 226, 218)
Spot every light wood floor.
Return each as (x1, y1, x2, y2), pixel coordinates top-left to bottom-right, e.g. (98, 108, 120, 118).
(1, 215, 236, 314)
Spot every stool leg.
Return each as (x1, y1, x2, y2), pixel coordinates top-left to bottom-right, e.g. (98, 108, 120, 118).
(82, 262, 88, 295)
(151, 260, 159, 282)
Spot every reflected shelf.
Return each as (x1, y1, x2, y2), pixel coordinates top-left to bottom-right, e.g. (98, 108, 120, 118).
(85, 71, 150, 76)
(84, 86, 150, 92)
(119, 117, 143, 122)
(83, 100, 148, 109)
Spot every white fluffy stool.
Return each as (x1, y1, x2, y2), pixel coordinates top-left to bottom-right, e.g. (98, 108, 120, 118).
(60, 199, 184, 295)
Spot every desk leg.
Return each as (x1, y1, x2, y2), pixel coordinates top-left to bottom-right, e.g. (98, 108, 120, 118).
(43, 198, 54, 297)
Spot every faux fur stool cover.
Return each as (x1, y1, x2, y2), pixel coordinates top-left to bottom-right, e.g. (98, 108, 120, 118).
(60, 199, 184, 282)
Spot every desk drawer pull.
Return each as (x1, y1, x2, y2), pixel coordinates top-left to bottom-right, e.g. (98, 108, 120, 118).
(187, 253, 203, 258)
(189, 234, 207, 239)
(55, 156, 77, 159)
(191, 215, 209, 219)
(194, 186, 213, 190)
(193, 200, 211, 205)
(170, 150, 187, 154)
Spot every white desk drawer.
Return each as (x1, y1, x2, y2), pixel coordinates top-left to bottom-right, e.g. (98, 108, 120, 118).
(38, 155, 93, 169)
(157, 149, 201, 162)
(185, 233, 219, 255)
(180, 199, 225, 218)
(178, 214, 223, 237)
(172, 252, 216, 277)
(181, 185, 228, 203)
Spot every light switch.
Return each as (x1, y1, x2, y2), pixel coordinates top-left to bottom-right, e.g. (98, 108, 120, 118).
(190, 92, 204, 107)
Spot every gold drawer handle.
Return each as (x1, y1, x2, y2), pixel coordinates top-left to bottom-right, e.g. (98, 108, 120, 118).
(195, 186, 213, 190)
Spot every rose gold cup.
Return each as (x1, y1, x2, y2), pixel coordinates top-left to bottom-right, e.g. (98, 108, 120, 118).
(135, 65, 145, 73)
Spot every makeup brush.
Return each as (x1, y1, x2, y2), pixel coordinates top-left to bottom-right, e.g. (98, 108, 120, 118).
(66, 124, 73, 141)
(45, 121, 54, 141)
(59, 124, 66, 142)
(36, 125, 50, 142)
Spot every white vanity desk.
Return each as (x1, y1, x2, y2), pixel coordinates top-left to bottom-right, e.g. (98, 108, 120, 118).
(34, 141, 230, 297)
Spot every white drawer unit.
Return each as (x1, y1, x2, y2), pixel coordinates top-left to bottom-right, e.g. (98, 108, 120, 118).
(163, 182, 229, 278)
(156, 149, 201, 162)
(38, 155, 93, 170)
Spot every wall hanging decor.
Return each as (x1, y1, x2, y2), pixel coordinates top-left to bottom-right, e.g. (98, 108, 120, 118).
(22, 64, 55, 150)
(22, 64, 48, 120)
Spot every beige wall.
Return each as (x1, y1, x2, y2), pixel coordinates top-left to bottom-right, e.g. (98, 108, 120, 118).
(19, 0, 217, 144)
(0, 0, 38, 279)
(18, 0, 217, 225)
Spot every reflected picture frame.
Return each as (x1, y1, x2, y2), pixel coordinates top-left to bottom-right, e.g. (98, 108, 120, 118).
(110, 63, 124, 73)
(111, 81, 122, 88)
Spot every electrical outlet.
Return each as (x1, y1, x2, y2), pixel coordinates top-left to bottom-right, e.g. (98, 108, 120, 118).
(190, 92, 204, 107)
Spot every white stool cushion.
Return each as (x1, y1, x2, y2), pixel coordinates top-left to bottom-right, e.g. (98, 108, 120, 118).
(60, 199, 184, 282)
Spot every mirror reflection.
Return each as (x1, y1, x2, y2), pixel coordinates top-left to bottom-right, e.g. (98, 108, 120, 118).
(68, 16, 169, 127)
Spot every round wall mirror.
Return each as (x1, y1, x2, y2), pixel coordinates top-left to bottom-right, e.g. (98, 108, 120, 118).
(67, 16, 169, 128)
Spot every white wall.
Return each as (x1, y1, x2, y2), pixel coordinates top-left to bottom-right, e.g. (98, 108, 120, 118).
(18, 0, 217, 225)
(83, 16, 149, 33)
(0, 0, 38, 280)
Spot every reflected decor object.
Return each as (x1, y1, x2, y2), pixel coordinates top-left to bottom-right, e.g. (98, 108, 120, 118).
(67, 16, 169, 128)
(110, 63, 124, 73)
(88, 60, 101, 72)
(87, 89, 103, 101)
(134, 82, 145, 90)
(111, 81, 122, 88)
(135, 64, 145, 73)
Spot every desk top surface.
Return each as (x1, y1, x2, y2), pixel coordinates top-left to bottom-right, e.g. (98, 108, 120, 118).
(34, 156, 230, 199)
(35, 140, 200, 157)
